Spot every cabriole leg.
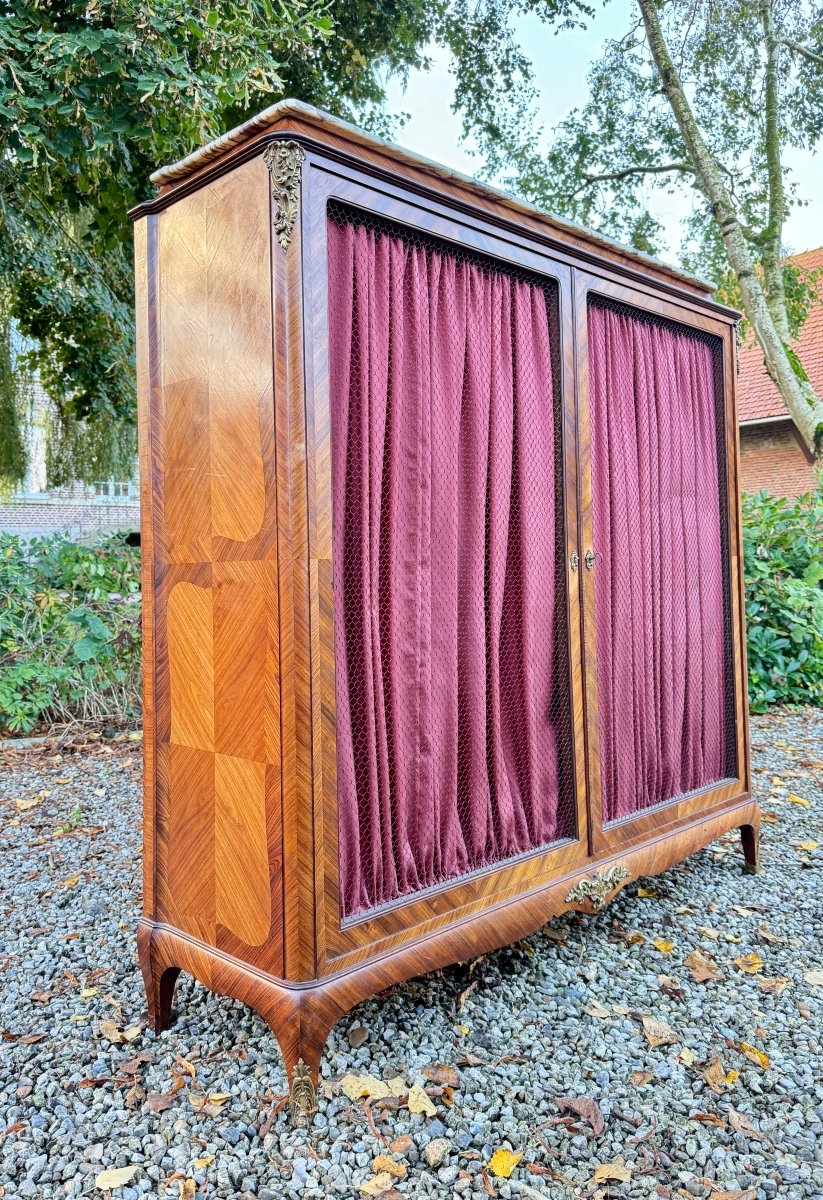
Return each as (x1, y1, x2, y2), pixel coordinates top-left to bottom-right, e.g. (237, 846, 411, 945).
(741, 823, 761, 875)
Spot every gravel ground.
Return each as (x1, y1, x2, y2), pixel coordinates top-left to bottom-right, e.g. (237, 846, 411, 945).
(1, 709, 822, 1200)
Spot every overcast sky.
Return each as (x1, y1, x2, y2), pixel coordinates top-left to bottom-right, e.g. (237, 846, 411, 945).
(383, 5, 822, 267)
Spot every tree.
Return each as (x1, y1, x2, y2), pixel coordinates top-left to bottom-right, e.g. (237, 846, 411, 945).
(0, 0, 440, 483)
(443, 0, 823, 453)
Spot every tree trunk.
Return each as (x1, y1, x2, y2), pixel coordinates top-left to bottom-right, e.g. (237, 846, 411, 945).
(637, 0, 823, 455)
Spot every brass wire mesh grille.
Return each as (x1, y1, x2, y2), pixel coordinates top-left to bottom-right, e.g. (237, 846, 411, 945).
(327, 202, 575, 918)
(587, 296, 737, 826)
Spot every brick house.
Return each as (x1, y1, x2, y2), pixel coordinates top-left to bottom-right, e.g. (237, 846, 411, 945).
(737, 247, 821, 498)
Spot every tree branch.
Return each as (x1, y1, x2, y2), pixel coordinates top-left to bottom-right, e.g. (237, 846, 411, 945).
(781, 37, 823, 67)
(761, 0, 789, 339)
(635, 0, 823, 454)
(565, 160, 693, 198)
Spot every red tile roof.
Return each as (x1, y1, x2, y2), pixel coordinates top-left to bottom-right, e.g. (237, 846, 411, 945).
(738, 246, 823, 424)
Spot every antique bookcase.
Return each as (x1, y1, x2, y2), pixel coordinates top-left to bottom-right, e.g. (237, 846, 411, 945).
(132, 99, 755, 1121)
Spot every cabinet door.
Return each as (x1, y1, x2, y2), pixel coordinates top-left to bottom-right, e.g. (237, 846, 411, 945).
(575, 274, 749, 854)
(301, 161, 591, 972)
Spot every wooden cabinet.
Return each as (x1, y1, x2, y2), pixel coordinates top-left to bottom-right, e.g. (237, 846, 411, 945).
(132, 100, 755, 1122)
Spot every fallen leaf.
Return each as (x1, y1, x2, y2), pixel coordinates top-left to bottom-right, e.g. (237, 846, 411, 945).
(407, 1083, 437, 1116)
(708, 1190, 757, 1200)
(146, 1092, 175, 1113)
(727, 1107, 763, 1141)
(636, 886, 659, 898)
(487, 1148, 523, 1179)
(360, 1172, 397, 1196)
(734, 953, 764, 974)
(584, 997, 610, 1018)
(348, 1025, 368, 1048)
(60, 873, 81, 889)
(653, 939, 674, 955)
(739, 1043, 769, 1069)
(15, 797, 42, 812)
(389, 1135, 412, 1155)
(702, 1058, 730, 1094)
(639, 1014, 678, 1047)
(554, 1096, 605, 1137)
(175, 1054, 196, 1080)
(685, 949, 723, 983)
(193, 1155, 214, 1169)
(593, 1157, 631, 1184)
(795, 840, 818, 852)
(340, 1074, 392, 1101)
(725, 1069, 740, 1085)
(803, 969, 823, 987)
(177, 1181, 195, 1200)
(761, 812, 778, 823)
(95, 1165, 138, 1190)
(787, 793, 811, 806)
(80, 987, 99, 999)
(679, 1047, 695, 1066)
(422, 1063, 459, 1088)
(758, 976, 790, 996)
(690, 1113, 727, 1128)
(30, 991, 51, 1004)
(631, 1071, 654, 1088)
(372, 1156, 405, 1179)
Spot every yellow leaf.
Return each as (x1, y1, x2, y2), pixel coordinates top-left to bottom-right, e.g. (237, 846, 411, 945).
(771, 777, 785, 787)
(340, 1074, 391, 1101)
(804, 969, 823, 987)
(735, 952, 764, 974)
(15, 797, 42, 812)
(95, 1165, 139, 1190)
(359, 1172, 397, 1196)
(653, 939, 674, 955)
(679, 1047, 695, 1066)
(593, 1158, 632, 1183)
(787, 793, 811, 807)
(60, 873, 81, 889)
(177, 1182, 195, 1200)
(796, 840, 818, 852)
(487, 1148, 523, 1179)
(207, 1093, 229, 1104)
(407, 1083, 436, 1116)
(739, 1043, 769, 1069)
(761, 812, 778, 823)
(636, 886, 659, 898)
(372, 1156, 405, 1179)
(193, 1155, 214, 1169)
(725, 1068, 740, 1085)
(455, 1024, 470, 1036)
(80, 987, 99, 999)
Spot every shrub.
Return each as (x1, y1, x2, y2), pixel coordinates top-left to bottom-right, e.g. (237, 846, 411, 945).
(0, 532, 141, 733)
(742, 477, 823, 713)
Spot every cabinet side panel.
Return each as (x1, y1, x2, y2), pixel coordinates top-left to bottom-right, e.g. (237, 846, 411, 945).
(148, 157, 284, 976)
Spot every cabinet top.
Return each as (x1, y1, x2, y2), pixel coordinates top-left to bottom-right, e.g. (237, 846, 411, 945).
(133, 97, 717, 300)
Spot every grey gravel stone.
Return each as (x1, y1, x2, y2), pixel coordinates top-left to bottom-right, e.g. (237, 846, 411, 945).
(1, 710, 822, 1198)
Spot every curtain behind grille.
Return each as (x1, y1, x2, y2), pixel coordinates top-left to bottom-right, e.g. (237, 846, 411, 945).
(328, 210, 570, 918)
(588, 300, 732, 824)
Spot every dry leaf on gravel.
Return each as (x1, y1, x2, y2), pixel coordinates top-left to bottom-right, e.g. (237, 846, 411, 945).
(636, 886, 659, 898)
(787, 793, 811, 806)
(98, 1020, 142, 1045)
(487, 1148, 523, 1178)
(592, 1157, 631, 1183)
(554, 1096, 605, 1137)
(422, 1063, 459, 1087)
(739, 1043, 769, 1069)
(359, 1172, 397, 1196)
(679, 1047, 695, 1066)
(685, 949, 723, 983)
(703, 1058, 732, 1094)
(631, 1071, 654, 1088)
(691, 1113, 727, 1128)
(177, 1181, 195, 1200)
(637, 1013, 678, 1047)
(407, 1084, 436, 1116)
(95, 1165, 138, 1190)
(652, 939, 674, 955)
(734, 953, 764, 974)
(372, 1156, 405, 1179)
(727, 1107, 763, 1141)
(389, 1135, 412, 1155)
(757, 925, 786, 945)
(758, 976, 790, 996)
(803, 969, 823, 987)
(584, 997, 610, 1018)
(340, 1074, 393, 1101)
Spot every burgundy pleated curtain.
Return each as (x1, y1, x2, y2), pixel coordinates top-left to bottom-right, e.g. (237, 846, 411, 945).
(327, 210, 570, 918)
(588, 301, 732, 824)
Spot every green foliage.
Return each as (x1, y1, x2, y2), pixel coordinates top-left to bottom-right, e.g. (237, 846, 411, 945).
(0, 0, 440, 480)
(0, 532, 141, 732)
(742, 478, 823, 712)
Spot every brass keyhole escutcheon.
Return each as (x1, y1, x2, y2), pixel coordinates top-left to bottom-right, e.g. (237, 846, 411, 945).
(584, 549, 600, 571)
(570, 550, 579, 572)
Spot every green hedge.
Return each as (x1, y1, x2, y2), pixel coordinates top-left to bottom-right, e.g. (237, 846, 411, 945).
(1, 484, 821, 734)
(0, 532, 141, 733)
(742, 477, 823, 713)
